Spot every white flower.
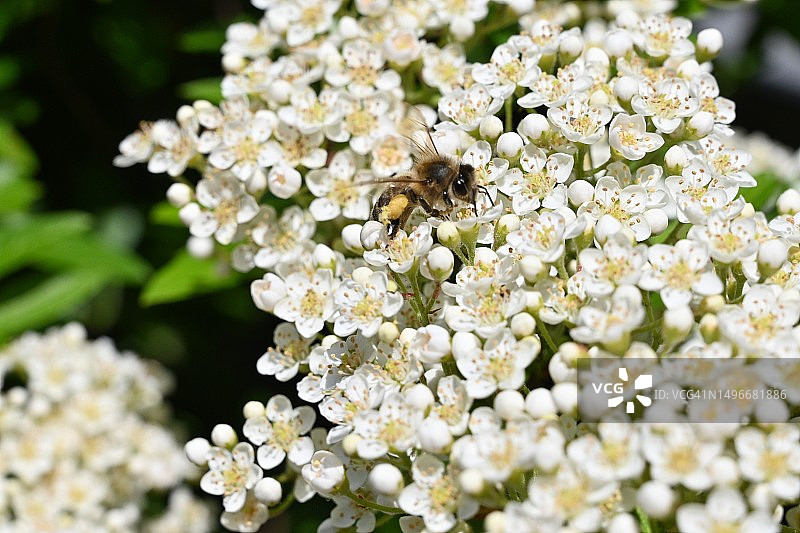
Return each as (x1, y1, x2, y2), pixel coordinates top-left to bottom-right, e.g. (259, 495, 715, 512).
(333, 271, 403, 337)
(251, 205, 316, 269)
(688, 211, 757, 263)
(327, 93, 396, 155)
(506, 211, 570, 263)
(526, 460, 618, 531)
(547, 92, 612, 144)
(608, 113, 664, 161)
(445, 281, 527, 338)
(353, 393, 422, 459)
(430, 376, 472, 435)
(717, 284, 800, 356)
(207, 108, 280, 182)
(301, 451, 345, 494)
(665, 158, 739, 225)
(497, 146, 573, 215)
(566, 424, 644, 482)
(306, 149, 373, 221)
(642, 424, 720, 490)
(699, 135, 755, 187)
(201, 443, 263, 512)
(256, 323, 313, 382)
(632, 14, 694, 58)
(410, 324, 452, 364)
(189, 172, 259, 245)
(693, 73, 736, 131)
(676, 488, 778, 533)
(279, 87, 341, 135)
(472, 43, 541, 99)
(114, 123, 154, 168)
(244, 394, 316, 469)
(439, 84, 503, 131)
(276, 0, 340, 47)
(325, 39, 399, 97)
(147, 118, 199, 177)
(517, 62, 593, 108)
(735, 426, 800, 502)
(452, 329, 540, 398)
(271, 120, 327, 169)
(631, 77, 698, 133)
(421, 43, 467, 93)
(363, 223, 434, 273)
(370, 135, 413, 178)
(220, 492, 270, 533)
(570, 285, 645, 347)
(273, 269, 337, 338)
(579, 232, 648, 297)
(398, 454, 478, 533)
(638, 240, 723, 308)
(320, 373, 385, 443)
(535, 272, 590, 325)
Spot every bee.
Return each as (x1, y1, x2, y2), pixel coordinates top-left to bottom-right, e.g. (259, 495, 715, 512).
(363, 108, 492, 238)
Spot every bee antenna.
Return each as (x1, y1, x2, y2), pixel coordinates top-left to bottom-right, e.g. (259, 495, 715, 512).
(478, 185, 494, 206)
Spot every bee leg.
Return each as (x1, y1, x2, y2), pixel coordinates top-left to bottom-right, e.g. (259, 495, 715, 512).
(478, 185, 494, 206)
(443, 190, 454, 209)
(417, 196, 446, 218)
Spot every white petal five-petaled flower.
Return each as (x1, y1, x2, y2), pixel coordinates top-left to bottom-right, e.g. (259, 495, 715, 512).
(306, 149, 373, 221)
(608, 113, 664, 161)
(200, 443, 263, 513)
(497, 145, 573, 215)
(333, 271, 404, 337)
(547, 92, 612, 144)
(243, 395, 317, 470)
(301, 450, 345, 494)
(638, 240, 723, 308)
(273, 269, 337, 338)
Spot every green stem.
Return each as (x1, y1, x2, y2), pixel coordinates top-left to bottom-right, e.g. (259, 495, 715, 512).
(408, 264, 429, 326)
(555, 255, 569, 280)
(536, 319, 559, 355)
(635, 507, 654, 533)
(504, 97, 513, 133)
(268, 493, 295, 519)
(340, 483, 404, 514)
(392, 271, 423, 321)
(576, 144, 586, 179)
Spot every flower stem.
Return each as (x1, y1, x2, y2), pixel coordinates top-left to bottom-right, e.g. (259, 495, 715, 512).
(268, 492, 295, 519)
(536, 319, 559, 355)
(504, 97, 513, 132)
(635, 507, 653, 533)
(340, 482, 404, 514)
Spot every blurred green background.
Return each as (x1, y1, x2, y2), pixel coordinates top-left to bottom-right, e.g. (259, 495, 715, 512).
(1, 0, 799, 531)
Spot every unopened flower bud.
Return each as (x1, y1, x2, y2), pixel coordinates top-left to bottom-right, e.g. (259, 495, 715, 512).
(664, 305, 693, 342)
(210, 424, 237, 448)
(758, 239, 789, 276)
(686, 111, 715, 138)
(166, 183, 193, 207)
(637, 481, 675, 520)
(520, 255, 545, 283)
(437, 221, 461, 249)
(342, 224, 365, 253)
(525, 290, 543, 313)
(485, 511, 506, 533)
(479, 115, 504, 139)
(741, 202, 755, 218)
(404, 383, 434, 411)
(701, 294, 726, 314)
(677, 59, 701, 79)
(595, 214, 623, 245)
(494, 390, 525, 419)
(178, 202, 201, 226)
(568, 179, 595, 206)
(459, 469, 484, 495)
(185, 437, 211, 465)
(510, 312, 536, 338)
(697, 28, 723, 61)
(699, 313, 719, 343)
(498, 213, 520, 233)
(378, 322, 400, 344)
(497, 132, 523, 158)
(664, 145, 688, 174)
(559, 342, 586, 367)
(589, 90, 609, 107)
(778, 189, 800, 215)
(709, 456, 739, 486)
(222, 53, 246, 72)
(604, 29, 633, 57)
(267, 79, 292, 104)
(360, 221, 384, 250)
(418, 417, 452, 452)
(342, 434, 361, 456)
(613, 75, 638, 103)
(254, 477, 282, 505)
(518, 113, 550, 141)
(313, 243, 337, 269)
(187, 236, 214, 259)
(425, 246, 455, 281)
(450, 18, 475, 41)
(644, 209, 669, 235)
(368, 463, 404, 495)
(352, 266, 373, 286)
(755, 398, 789, 423)
(559, 34, 584, 62)
(338, 16, 361, 40)
(551, 382, 578, 415)
(243, 401, 265, 419)
(525, 387, 557, 418)
(608, 514, 638, 533)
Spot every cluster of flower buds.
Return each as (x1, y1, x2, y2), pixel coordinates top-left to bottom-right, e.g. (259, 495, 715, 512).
(118, 0, 800, 531)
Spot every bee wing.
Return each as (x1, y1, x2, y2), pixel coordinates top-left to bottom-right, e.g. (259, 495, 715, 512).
(398, 105, 440, 160)
(349, 173, 427, 188)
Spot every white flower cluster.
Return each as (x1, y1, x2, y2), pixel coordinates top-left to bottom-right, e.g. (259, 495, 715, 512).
(0, 324, 213, 533)
(119, 0, 800, 532)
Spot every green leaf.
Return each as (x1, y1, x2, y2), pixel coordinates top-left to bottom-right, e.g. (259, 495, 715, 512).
(741, 172, 785, 211)
(178, 28, 225, 53)
(29, 236, 151, 283)
(0, 177, 41, 213)
(0, 270, 107, 344)
(0, 212, 92, 278)
(0, 121, 39, 213)
(140, 250, 239, 306)
(178, 77, 222, 104)
(149, 201, 183, 226)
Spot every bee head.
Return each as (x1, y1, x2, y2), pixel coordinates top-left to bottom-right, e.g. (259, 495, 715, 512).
(450, 164, 475, 203)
